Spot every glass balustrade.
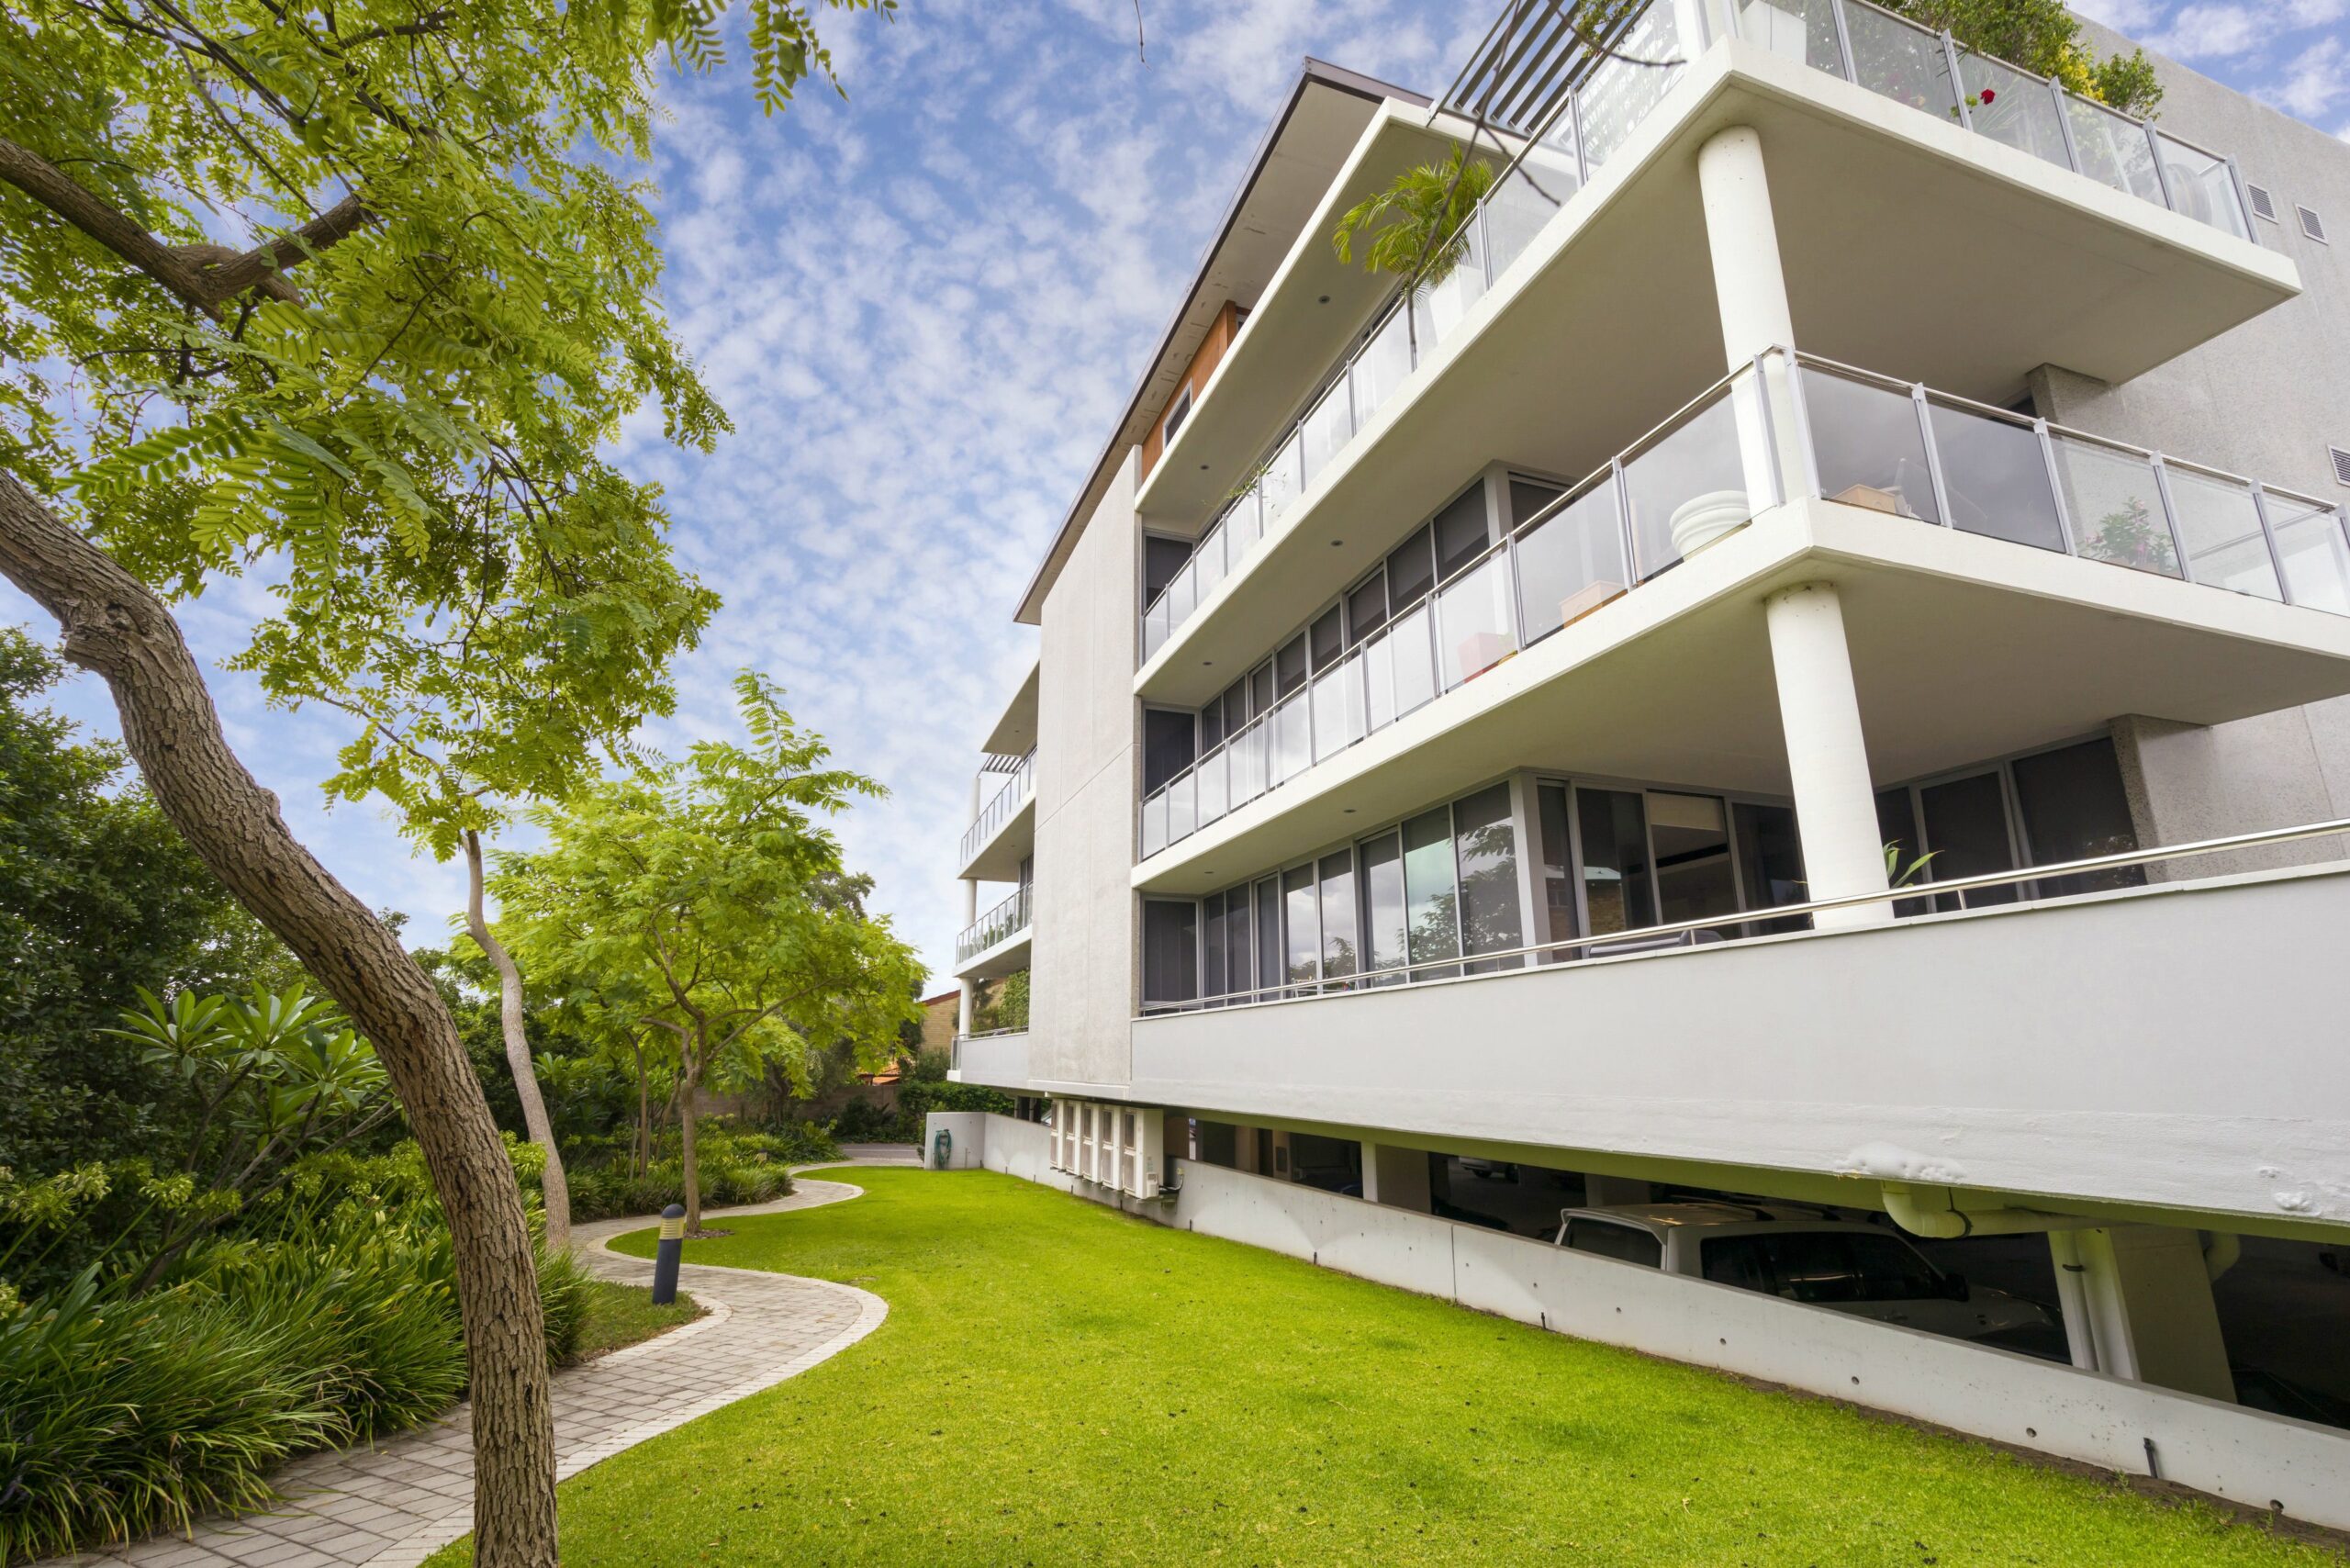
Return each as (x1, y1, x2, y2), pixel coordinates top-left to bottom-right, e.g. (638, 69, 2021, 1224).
(959, 750, 1035, 867)
(1138, 346, 2350, 861)
(956, 884, 1034, 965)
(1136, 0, 2254, 670)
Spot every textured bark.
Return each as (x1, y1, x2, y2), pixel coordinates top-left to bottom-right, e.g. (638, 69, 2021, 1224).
(465, 831, 569, 1251)
(0, 474, 559, 1568)
(679, 1063, 702, 1233)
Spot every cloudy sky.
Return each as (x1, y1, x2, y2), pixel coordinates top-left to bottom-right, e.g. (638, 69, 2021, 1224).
(6, 0, 2346, 988)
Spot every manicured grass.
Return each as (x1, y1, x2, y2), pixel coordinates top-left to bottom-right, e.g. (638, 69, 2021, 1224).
(568, 1281, 703, 1362)
(436, 1170, 2333, 1566)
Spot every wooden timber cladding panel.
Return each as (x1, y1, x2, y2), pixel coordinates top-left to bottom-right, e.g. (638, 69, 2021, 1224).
(1141, 300, 1247, 479)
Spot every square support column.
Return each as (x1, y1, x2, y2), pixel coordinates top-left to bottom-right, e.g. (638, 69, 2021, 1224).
(1362, 1141, 1433, 1213)
(2056, 1227, 2236, 1404)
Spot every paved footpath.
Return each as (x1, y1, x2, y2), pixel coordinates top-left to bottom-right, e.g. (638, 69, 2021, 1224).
(55, 1174, 886, 1568)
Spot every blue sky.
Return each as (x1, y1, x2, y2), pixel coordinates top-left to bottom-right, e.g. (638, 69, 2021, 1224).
(6, 0, 2345, 989)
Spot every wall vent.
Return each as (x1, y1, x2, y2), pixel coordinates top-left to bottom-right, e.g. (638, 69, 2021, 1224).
(2299, 205, 2329, 244)
(2245, 183, 2277, 222)
(2332, 446, 2350, 489)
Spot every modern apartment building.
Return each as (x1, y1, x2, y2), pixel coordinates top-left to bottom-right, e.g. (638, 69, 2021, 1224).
(946, 0, 2350, 1521)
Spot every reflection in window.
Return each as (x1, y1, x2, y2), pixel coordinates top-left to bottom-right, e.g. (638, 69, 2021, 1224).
(1537, 784, 1580, 961)
(1360, 830, 1408, 981)
(1732, 801, 1808, 935)
(1453, 782, 1525, 972)
(1141, 900, 1197, 1006)
(1319, 851, 1360, 983)
(1650, 791, 1738, 928)
(1575, 788, 1655, 935)
(1282, 864, 1319, 988)
(2009, 737, 2144, 897)
(1919, 771, 2020, 910)
(1402, 806, 1461, 979)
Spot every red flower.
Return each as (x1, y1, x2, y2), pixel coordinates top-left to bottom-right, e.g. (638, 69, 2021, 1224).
(1980, 87, 1996, 104)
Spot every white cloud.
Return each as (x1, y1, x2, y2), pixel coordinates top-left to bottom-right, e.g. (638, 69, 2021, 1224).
(2152, 4, 2263, 59)
(2266, 36, 2349, 118)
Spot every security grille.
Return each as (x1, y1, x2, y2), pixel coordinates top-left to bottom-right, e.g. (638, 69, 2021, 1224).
(2245, 183, 2277, 222)
(2299, 205, 2328, 243)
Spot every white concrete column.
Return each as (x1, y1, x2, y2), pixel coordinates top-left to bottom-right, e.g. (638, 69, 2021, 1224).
(1764, 582, 1891, 929)
(1584, 1174, 1656, 1207)
(2060, 1227, 2235, 1404)
(1697, 125, 1806, 517)
(1696, 126, 1795, 367)
(1362, 1142, 1433, 1213)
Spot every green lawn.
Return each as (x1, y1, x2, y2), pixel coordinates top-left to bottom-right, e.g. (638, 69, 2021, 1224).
(569, 1280, 703, 1362)
(436, 1170, 2333, 1566)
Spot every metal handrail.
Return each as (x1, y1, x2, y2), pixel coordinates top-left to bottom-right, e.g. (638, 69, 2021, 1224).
(1138, 816, 2350, 1014)
(955, 1027, 1027, 1041)
(960, 749, 1035, 867)
(956, 883, 1033, 963)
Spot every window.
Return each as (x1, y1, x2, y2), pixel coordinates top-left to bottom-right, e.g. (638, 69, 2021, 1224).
(1141, 708, 1195, 793)
(1564, 1220, 1662, 1268)
(1140, 900, 1198, 1007)
(1201, 890, 1225, 1004)
(1508, 476, 1567, 532)
(2245, 182, 2277, 222)
(1310, 605, 1345, 671)
(2009, 736, 2143, 897)
(1281, 864, 1319, 988)
(1319, 851, 1360, 983)
(1433, 484, 1492, 582)
(1348, 569, 1389, 643)
(1273, 633, 1309, 697)
(1402, 806, 1461, 979)
(1536, 784, 1580, 960)
(1358, 829, 1409, 981)
(1649, 791, 1737, 928)
(1143, 535, 1193, 606)
(1387, 523, 1437, 611)
(1700, 1235, 1775, 1293)
(1918, 771, 2020, 910)
(1732, 801, 1808, 935)
(1254, 878, 1281, 993)
(1453, 781, 1525, 971)
(1163, 383, 1195, 443)
(1575, 788, 1655, 935)
(1248, 660, 1275, 715)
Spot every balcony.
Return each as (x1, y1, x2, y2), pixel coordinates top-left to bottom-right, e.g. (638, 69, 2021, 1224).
(950, 1028, 1032, 1091)
(955, 883, 1033, 977)
(1131, 824, 2350, 1236)
(1136, 0, 2294, 696)
(1139, 348, 2350, 865)
(960, 748, 1036, 879)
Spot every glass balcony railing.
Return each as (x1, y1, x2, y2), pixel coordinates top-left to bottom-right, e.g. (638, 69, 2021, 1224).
(956, 883, 1033, 965)
(959, 749, 1035, 867)
(1136, 346, 2350, 861)
(1136, 0, 2258, 669)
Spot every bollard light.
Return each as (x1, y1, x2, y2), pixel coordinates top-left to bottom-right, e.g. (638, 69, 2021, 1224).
(651, 1202, 685, 1305)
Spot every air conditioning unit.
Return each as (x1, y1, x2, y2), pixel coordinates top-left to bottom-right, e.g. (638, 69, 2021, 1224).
(1045, 1098, 1162, 1198)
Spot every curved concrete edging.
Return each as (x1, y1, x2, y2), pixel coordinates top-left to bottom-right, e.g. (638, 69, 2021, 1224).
(55, 1170, 895, 1568)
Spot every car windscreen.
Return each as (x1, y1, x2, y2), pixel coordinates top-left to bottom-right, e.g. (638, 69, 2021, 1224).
(1564, 1220, 1662, 1268)
(1701, 1231, 1946, 1303)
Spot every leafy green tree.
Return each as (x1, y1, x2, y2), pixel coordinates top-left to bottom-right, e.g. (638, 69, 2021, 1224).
(1331, 146, 1496, 285)
(0, 627, 300, 1174)
(0, 3, 887, 1556)
(493, 674, 924, 1231)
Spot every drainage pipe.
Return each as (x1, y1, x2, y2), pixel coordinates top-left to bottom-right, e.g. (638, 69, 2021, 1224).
(1880, 1182, 2094, 1238)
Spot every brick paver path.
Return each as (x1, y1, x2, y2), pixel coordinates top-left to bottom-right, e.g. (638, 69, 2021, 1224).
(53, 1176, 885, 1568)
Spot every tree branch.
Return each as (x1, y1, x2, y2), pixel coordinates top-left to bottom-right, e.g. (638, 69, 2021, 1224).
(0, 134, 373, 313)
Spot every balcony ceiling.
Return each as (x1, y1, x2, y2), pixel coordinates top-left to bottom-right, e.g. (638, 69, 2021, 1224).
(979, 656, 1041, 756)
(1137, 41, 2299, 702)
(961, 790, 1036, 884)
(1132, 498, 2350, 896)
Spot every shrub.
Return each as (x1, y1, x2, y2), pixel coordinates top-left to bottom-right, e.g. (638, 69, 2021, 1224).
(0, 1140, 589, 1562)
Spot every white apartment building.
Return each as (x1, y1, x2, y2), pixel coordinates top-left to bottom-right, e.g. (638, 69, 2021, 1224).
(945, 0, 2350, 1523)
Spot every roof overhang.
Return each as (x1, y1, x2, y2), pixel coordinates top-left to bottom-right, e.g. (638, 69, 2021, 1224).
(1013, 60, 1428, 626)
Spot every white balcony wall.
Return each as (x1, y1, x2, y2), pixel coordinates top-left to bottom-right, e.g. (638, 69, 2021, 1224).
(1132, 864, 2350, 1233)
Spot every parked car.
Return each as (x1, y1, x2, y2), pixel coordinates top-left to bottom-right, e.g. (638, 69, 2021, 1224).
(1459, 1158, 1518, 1182)
(1551, 1202, 2053, 1342)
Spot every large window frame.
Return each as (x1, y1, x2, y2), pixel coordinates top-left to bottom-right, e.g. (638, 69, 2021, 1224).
(1879, 731, 2144, 912)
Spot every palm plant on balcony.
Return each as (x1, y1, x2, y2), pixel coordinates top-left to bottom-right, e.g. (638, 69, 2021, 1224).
(1330, 146, 1497, 286)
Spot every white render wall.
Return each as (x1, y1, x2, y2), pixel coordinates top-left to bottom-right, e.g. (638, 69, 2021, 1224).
(2044, 22, 2350, 879)
(1158, 1155, 2350, 1530)
(1029, 450, 1144, 1092)
(1132, 864, 2350, 1236)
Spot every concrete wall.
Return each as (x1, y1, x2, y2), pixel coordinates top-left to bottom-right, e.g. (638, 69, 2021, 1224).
(1030, 450, 1143, 1092)
(922, 1111, 991, 1170)
(1159, 1156, 2350, 1531)
(1134, 864, 2350, 1236)
(971, 1108, 1079, 1192)
(954, 1029, 1033, 1092)
(2046, 23, 2350, 874)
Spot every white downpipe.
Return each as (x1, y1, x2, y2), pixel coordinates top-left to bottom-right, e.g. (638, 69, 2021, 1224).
(1879, 1182, 2093, 1238)
(1764, 583, 1891, 930)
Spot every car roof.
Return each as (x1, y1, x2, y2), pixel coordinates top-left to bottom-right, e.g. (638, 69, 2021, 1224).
(1563, 1202, 1900, 1237)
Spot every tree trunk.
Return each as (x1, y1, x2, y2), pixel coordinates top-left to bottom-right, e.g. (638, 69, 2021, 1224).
(0, 475, 559, 1568)
(465, 832, 569, 1251)
(679, 1059, 701, 1233)
(632, 1038, 652, 1178)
